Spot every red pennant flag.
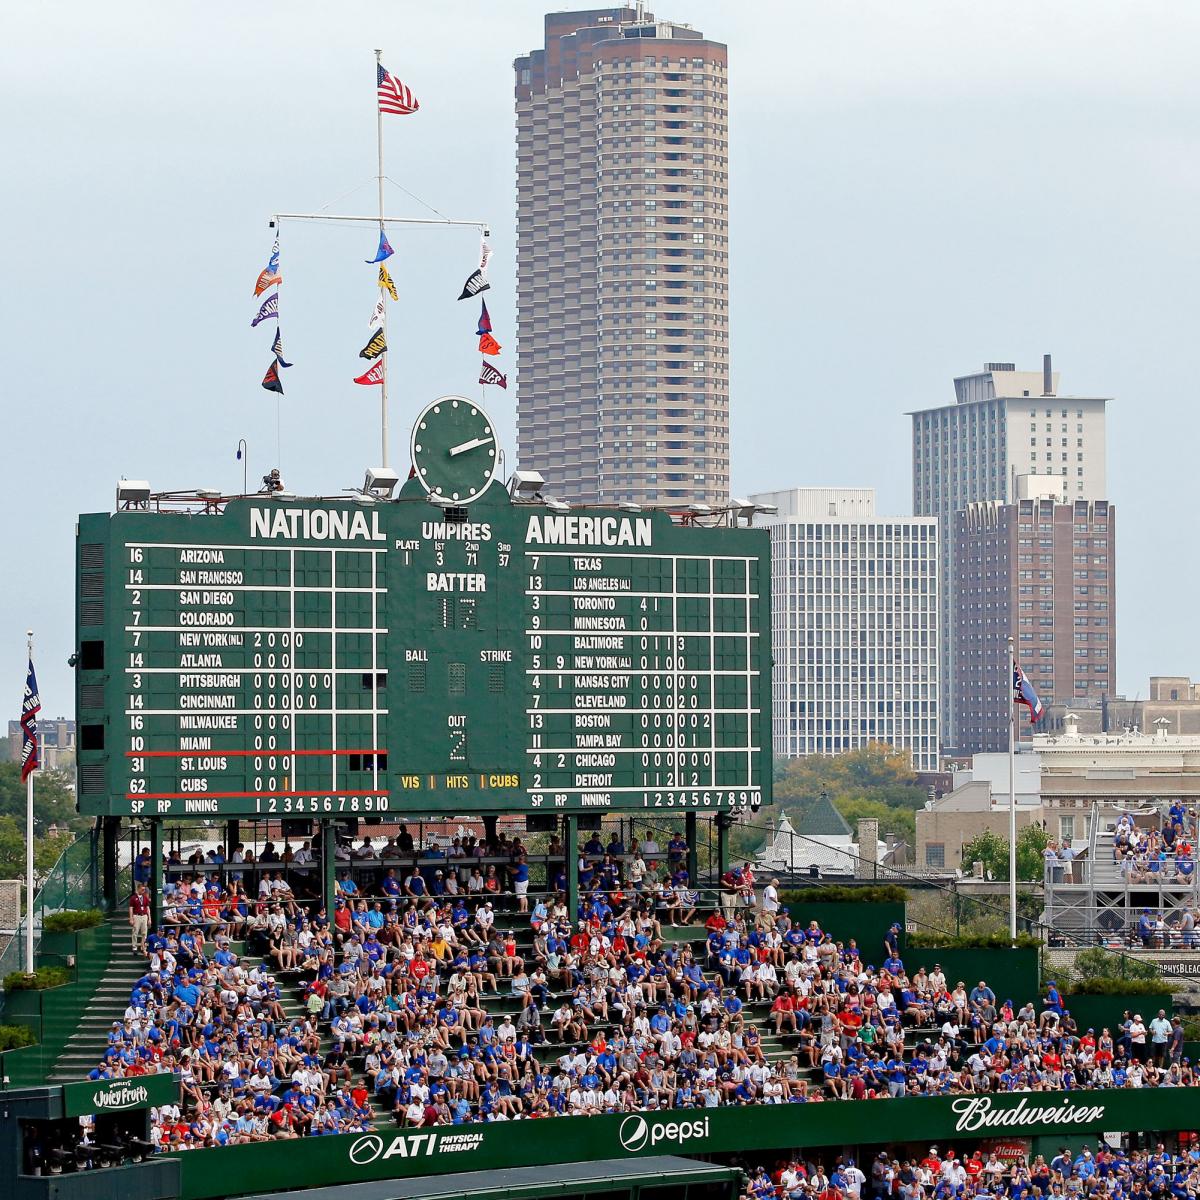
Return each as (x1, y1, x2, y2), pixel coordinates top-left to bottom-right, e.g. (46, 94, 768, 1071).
(254, 269, 281, 296)
(354, 361, 385, 386)
(478, 360, 507, 389)
(261, 360, 284, 395)
(478, 332, 502, 356)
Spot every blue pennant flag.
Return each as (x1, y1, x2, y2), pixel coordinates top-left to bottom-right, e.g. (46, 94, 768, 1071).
(366, 228, 394, 264)
(266, 238, 280, 274)
(251, 293, 279, 327)
(477, 299, 492, 337)
(272, 329, 293, 368)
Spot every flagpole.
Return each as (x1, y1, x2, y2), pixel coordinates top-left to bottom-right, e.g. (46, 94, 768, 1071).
(25, 630, 35, 975)
(375, 48, 389, 469)
(1008, 633, 1018, 943)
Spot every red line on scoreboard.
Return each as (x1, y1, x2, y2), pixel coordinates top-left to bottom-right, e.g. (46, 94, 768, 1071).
(125, 749, 387, 758)
(124, 789, 391, 800)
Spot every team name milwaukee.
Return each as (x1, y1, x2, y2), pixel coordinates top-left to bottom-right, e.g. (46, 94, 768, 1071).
(249, 508, 386, 542)
(951, 1096, 1105, 1133)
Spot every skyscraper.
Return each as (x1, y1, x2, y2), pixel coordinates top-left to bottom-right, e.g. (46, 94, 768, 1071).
(750, 487, 940, 772)
(952, 495, 1115, 753)
(514, 8, 730, 506)
(909, 357, 1109, 753)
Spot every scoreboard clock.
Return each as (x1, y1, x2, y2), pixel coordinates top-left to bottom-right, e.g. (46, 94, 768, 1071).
(75, 400, 771, 819)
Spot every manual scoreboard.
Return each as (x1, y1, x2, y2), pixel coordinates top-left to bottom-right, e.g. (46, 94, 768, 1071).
(75, 401, 770, 820)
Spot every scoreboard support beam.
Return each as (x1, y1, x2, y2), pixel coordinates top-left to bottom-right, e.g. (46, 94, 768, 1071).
(715, 812, 731, 879)
(320, 822, 336, 915)
(564, 815, 579, 921)
(149, 819, 164, 930)
(686, 813, 698, 889)
(102, 817, 120, 911)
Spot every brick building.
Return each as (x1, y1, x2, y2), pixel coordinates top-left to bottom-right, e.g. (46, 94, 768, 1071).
(952, 496, 1115, 755)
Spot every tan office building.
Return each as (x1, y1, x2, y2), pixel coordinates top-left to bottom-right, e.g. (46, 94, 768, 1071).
(514, 7, 730, 505)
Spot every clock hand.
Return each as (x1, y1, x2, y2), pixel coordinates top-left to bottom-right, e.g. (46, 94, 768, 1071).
(448, 436, 495, 457)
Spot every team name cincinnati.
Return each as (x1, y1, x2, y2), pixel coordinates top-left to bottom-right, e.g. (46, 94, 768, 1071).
(950, 1096, 1105, 1133)
(250, 508, 386, 542)
(525, 515, 652, 547)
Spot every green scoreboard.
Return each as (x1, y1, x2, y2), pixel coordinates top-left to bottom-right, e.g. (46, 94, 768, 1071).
(75, 400, 771, 821)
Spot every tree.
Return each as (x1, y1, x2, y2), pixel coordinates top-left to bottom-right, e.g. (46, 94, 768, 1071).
(774, 744, 928, 812)
(960, 824, 1049, 882)
(0, 762, 87, 836)
(0, 815, 74, 885)
(834, 796, 915, 844)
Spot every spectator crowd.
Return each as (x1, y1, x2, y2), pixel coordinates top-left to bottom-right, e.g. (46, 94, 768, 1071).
(96, 827, 1200, 1154)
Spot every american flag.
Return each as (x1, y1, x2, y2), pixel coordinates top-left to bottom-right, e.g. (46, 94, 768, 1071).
(378, 64, 419, 115)
(20, 657, 40, 782)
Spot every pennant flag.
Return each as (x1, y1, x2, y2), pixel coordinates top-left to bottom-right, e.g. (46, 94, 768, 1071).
(261, 359, 284, 394)
(20, 657, 40, 783)
(366, 228, 394, 264)
(378, 63, 419, 115)
(458, 269, 490, 300)
(368, 298, 386, 330)
(359, 328, 387, 360)
(254, 268, 281, 297)
(478, 332, 502, 356)
(479, 360, 507, 389)
(1013, 664, 1045, 723)
(354, 361, 386, 386)
(379, 264, 398, 301)
(271, 329, 292, 368)
(251, 293, 279, 327)
(479, 239, 492, 273)
(253, 239, 281, 294)
(476, 299, 492, 336)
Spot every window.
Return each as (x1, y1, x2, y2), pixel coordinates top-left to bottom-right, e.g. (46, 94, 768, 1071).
(925, 843, 945, 868)
(1059, 815, 1075, 843)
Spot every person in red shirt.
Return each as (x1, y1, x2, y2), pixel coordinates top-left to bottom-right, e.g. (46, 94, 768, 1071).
(966, 1153, 984, 1182)
(772, 991, 798, 1034)
(920, 1148, 943, 1175)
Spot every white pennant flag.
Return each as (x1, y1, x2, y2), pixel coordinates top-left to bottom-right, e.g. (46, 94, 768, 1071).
(479, 238, 492, 274)
(368, 297, 386, 330)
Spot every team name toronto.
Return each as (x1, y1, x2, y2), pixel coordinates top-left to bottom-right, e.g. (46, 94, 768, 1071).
(951, 1096, 1105, 1133)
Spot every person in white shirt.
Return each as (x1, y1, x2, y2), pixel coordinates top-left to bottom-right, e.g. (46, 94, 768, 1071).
(761, 878, 781, 919)
(843, 1161, 866, 1199)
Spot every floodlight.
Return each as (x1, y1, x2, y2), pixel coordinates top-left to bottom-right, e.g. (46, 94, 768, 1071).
(755, 503, 778, 515)
(196, 488, 222, 500)
(353, 493, 377, 506)
(544, 496, 570, 513)
(618, 501, 642, 512)
(270, 490, 296, 501)
(690, 503, 712, 515)
(116, 480, 151, 509)
(508, 469, 546, 498)
(363, 466, 399, 499)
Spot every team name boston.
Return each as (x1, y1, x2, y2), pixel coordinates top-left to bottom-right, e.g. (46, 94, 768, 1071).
(951, 1096, 1105, 1133)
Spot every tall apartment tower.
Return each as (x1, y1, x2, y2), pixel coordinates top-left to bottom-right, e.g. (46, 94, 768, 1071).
(953, 496, 1115, 753)
(514, 8, 730, 505)
(910, 358, 1109, 754)
(750, 487, 940, 772)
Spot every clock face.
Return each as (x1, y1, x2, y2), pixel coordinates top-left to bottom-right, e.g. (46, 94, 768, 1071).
(410, 397, 499, 504)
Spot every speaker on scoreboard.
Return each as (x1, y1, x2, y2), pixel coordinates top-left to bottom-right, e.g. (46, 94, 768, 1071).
(334, 818, 359, 838)
(525, 815, 557, 833)
(576, 814, 603, 830)
(281, 819, 312, 838)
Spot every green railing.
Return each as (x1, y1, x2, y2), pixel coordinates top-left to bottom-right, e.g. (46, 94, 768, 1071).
(0, 829, 102, 1015)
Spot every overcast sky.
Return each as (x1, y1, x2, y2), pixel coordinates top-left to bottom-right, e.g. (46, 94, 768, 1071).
(4, 1, 1198, 717)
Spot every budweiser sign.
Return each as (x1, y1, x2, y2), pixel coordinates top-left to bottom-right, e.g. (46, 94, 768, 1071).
(952, 1096, 1105, 1134)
